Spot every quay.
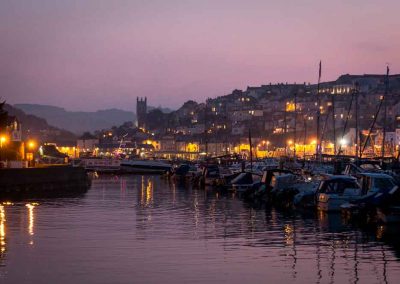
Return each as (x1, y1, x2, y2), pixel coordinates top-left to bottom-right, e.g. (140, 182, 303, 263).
(0, 166, 90, 199)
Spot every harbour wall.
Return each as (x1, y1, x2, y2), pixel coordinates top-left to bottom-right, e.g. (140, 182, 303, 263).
(0, 166, 90, 199)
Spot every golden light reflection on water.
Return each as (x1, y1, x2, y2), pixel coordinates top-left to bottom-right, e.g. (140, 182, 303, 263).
(376, 225, 385, 240)
(26, 203, 37, 244)
(146, 178, 153, 205)
(0, 205, 6, 253)
(140, 177, 154, 207)
(141, 176, 145, 205)
(284, 224, 294, 246)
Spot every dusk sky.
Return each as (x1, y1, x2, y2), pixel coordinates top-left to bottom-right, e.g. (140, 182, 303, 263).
(1, 0, 399, 111)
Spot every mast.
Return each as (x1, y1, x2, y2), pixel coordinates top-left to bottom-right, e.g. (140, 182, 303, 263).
(337, 91, 355, 156)
(331, 89, 336, 155)
(303, 114, 307, 161)
(316, 61, 322, 160)
(360, 95, 384, 157)
(248, 128, 253, 170)
(355, 82, 359, 161)
(294, 91, 297, 159)
(382, 66, 389, 160)
(204, 100, 208, 157)
(284, 104, 288, 155)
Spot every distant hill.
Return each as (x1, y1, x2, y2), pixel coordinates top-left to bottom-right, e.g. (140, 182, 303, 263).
(14, 104, 136, 134)
(4, 104, 77, 144)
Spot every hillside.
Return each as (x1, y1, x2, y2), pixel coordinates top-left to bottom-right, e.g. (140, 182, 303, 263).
(14, 104, 136, 134)
(4, 104, 77, 144)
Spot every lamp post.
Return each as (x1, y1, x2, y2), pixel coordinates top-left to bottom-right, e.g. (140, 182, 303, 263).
(26, 140, 37, 167)
(0, 135, 7, 164)
(0, 136, 6, 148)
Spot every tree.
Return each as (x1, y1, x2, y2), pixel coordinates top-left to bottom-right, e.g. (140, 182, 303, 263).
(146, 109, 167, 130)
(0, 101, 9, 130)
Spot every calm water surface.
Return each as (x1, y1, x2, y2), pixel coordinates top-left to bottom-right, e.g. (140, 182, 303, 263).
(1, 175, 400, 283)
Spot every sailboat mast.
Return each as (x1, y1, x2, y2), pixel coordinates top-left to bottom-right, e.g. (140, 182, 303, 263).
(249, 129, 253, 170)
(204, 100, 208, 157)
(316, 61, 322, 160)
(303, 114, 307, 161)
(331, 90, 336, 155)
(294, 91, 297, 159)
(382, 66, 389, 160)
(355, 82, 359, 161)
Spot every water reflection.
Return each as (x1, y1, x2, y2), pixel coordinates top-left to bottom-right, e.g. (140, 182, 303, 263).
(139, 176, 154, 207)
(0, 205, 5, 254)
(0, 176, 399, 283)
(25, 203, 37, 245)
(132, 176, 400, 283)
(146, 178, 153, 206)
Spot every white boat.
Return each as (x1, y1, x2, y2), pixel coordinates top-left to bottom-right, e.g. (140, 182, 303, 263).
(120, 159, 171, 174)
(317, 175, 361, 211)
(73, 158, 121, 173)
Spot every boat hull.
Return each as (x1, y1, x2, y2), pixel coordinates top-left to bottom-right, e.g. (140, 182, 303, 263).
(121, 162, 171, 174)
(318, 194, 359, 212)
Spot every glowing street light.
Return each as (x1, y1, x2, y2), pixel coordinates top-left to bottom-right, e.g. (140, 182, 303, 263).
(0, 136, 7, 148)
(28, 140, 36, 150)
(340, 138, 348, 146)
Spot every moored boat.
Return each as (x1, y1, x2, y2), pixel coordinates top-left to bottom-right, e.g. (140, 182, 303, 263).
(317, 175, 361, 211)
(73, 158, 121, 173)
(230, 171, 262, 193)
(120, 159, 171, 174)
(198, 164, 221, 187)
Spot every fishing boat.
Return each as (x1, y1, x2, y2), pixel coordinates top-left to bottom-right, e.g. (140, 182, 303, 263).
(120, 159, 171, 174)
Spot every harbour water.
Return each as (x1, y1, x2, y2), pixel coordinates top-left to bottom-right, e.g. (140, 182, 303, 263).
(1, 175, 400, 283)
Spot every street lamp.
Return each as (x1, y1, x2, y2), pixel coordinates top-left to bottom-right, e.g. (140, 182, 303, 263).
(28, 140, 36, 150)
(0, 136, 6, 148)
(26, 140, 37, 167)
(0, 135, 7, 164)
(339, 138, 348, 147)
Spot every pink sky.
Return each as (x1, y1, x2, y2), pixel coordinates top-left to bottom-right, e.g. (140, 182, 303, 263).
(1, 0, 399, 111)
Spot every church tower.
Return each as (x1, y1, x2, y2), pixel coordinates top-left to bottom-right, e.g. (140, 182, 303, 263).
(136, 97, 147, 129)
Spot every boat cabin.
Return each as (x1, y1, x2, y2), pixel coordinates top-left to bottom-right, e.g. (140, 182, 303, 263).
(358, 173, 397, 195)
(317, 176, 360, 196)
(261, 169, 297, 192)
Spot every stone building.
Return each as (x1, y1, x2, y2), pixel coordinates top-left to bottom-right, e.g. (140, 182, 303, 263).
(136, 97, 147, 129)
